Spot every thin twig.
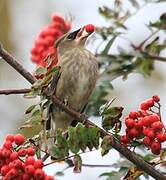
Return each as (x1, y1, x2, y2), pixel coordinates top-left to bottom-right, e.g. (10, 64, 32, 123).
(0, 88, 30, 95)
(0, 45, 166, 180)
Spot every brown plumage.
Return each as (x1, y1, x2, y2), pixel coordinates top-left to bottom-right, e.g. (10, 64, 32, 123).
(51, 26, 98, 131)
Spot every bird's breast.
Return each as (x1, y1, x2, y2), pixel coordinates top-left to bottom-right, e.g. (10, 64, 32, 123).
(56, 48, 98, 111)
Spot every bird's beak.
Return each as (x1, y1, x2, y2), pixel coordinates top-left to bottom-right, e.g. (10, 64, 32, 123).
(75, 27, 93, 43)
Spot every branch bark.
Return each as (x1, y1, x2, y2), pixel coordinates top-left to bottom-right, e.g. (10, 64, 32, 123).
(0, 44, 166, 180)
(0, 88, 30, 95)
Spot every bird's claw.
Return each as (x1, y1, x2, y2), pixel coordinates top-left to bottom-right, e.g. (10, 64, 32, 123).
(63, 99, 68, 106)
(80, 114, 88, 124)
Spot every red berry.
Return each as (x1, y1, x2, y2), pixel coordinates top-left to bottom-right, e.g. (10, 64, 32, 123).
(152, 95, 160, 102)
(143, 127, 150, 136)
(5, 168, 18, 178)
(151, 122, 163, 132)
(143, 137, 151, 146)
(4, 140, 12, 149)
(150, 141, 161, 155)
(27, 147, 35, 156)
(146, 98, 154, 107)
(125, 118, 135, 129)
(138, 110, 149, 117)
(34, 169, 45, 179)
(34, 159, 44, 169)
(149, 114, 160, 124)
(85, 24, 95, 33)
(14, 134, 25, 146)
(25, 165, 35, 175)
(0, 158, 5, 168)
(22, 173, 32, 180)
(140, 102, 149, 110)
(147, 129, 155, 139)
(18, 148, 27, 157)
(51, 14, 65, 24)
(44, 176, 54, 180)
(25, 156, 35, 165)
(2, 148, 11, 158)
(10, 152, 18, 160)
(129, 111, 138, 119)
(135, 121, 143, 130)
(128, 128, 138, 139)
(1, 165, 10, 175)
(142, 117, 150, 126)
(120, 135, 130, 144)
(10, 159, 22, 169)
(156, 133, 166, 142)
(6, 134, 14, 142)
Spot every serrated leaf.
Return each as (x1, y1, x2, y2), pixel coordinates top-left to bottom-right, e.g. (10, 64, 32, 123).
(67, 127, 79, 154)
(50, 146, 64, 159)
(75, 123, 87, 152)
(101, 135, 112, 156)
(35, 67, 47, 76)
(73, 155, 82, 173)
(136, 57, 154, 76)
(89, 127, 100, 149)
(102, 106, 123, 117)
(25, 105, 36, 114)
(56, 129, 69, 157)
(32, 109, 40, 117)
(101, 36, 117, 55)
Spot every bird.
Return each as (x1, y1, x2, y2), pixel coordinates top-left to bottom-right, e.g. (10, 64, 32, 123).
(48, 24, 98, 132)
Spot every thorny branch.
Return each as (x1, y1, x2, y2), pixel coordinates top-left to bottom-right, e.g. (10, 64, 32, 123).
(0, 44, 166, 180)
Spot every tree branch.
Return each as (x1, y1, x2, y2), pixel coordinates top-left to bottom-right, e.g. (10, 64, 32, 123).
(0, 45, 166, 180)
(141, 51, 166, 62)
(0, 88, 30, 95)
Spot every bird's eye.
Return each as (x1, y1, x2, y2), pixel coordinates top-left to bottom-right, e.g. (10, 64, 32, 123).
(67, 28, 81, 40)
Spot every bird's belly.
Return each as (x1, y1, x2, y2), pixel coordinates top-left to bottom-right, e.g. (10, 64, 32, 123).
(56, 62, 97, 112)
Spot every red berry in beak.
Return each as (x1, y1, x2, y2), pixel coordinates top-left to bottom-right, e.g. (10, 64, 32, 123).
(85, 24, 95, 33)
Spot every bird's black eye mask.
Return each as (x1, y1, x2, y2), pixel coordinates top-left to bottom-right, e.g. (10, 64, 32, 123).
(67, 28, 81, 40)
(55, 28, 81, 48)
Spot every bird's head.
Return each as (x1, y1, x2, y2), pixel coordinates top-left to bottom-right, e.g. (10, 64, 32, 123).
(55, 24, 95, 55)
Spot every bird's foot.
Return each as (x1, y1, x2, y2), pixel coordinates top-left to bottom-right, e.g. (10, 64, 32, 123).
(63, 98, 69, 106)
(80, 113, 88, 124)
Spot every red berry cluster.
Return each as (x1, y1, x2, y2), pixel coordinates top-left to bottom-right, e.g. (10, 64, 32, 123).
(31, 13, 71, 68)
(0, 134, 54, 180)
(121, 95, 166, 155)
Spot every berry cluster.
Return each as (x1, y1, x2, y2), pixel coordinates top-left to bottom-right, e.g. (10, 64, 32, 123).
(121, 95, 166, 155)
(0, 134, 54, 180)
(30, 13, 71, 68)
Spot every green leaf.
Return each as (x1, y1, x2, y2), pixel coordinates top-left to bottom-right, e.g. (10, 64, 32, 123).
(89, 127, 100, 149)
(101, 36, 117, 55)
(35, 67, 47, 76)
(50, 146, 64, 159)
(67, 127, 80, 154)
(101, 106, 123, 131)
(56, 129, 69, 156)
(73, 155, 82, 173)
(23, 91, 38, 99)
(25, 105, 36, 114)
(32, 109, 41, 117)
(102, 106, 123, 117)
(143, 154, 155, 161)
(135, 57, 154, 76)
(75, 123, 87, 152)
(101, 135, 112, 156)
